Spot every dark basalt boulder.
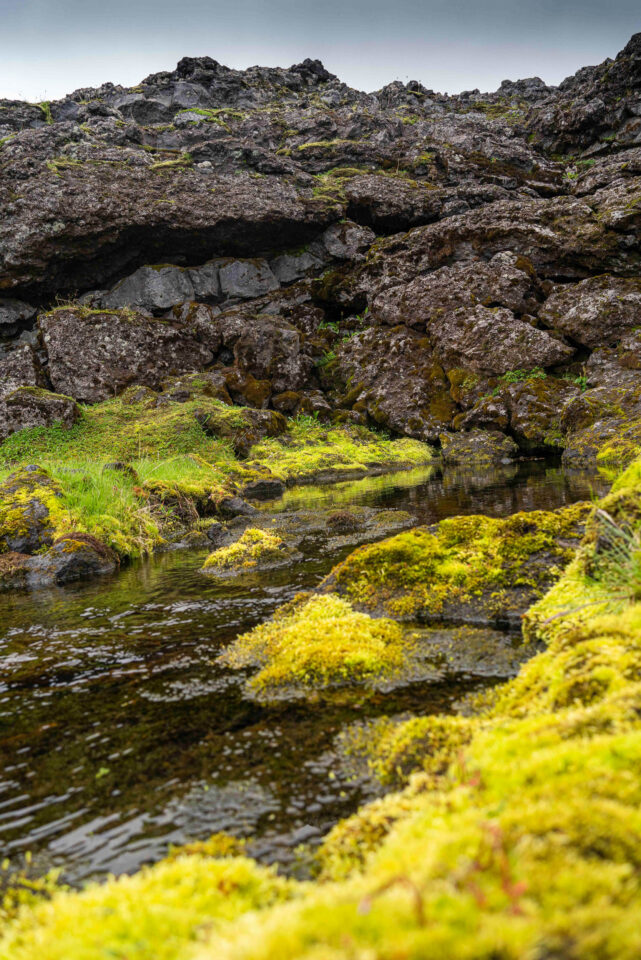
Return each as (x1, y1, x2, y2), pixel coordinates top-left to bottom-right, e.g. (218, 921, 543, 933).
(458, 376, 580, 453)
(539, 275, 641, 348)
(102, 264, 199, 314)
(23, 534, 119, 587)
(440, 430, 519, 466)
(0, 298, 37, 338)
(0, 386, 80, 443)
(0, 344, 43, 399)
(39, 307, 214, 403)
(336, 326, 456, 443)
(373, 252, 543, 328)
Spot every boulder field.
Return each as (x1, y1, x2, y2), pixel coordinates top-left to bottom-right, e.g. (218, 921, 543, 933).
(0, 35, 640, 470)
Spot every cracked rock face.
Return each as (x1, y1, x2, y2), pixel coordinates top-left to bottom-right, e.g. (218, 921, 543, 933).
(0, 34, 640, 459)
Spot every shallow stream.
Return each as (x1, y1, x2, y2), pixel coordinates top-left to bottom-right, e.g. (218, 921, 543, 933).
(0, 461, 607, 882)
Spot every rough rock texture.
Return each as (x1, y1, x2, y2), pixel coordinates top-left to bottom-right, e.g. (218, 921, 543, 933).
(39, 308, 214, 402)
(0, 344, 43, 399)
(24, 534, 119, 586)
(539, 275, 641, 348)
(0, 36, 640, 456)
(440, 430, 519, 465)
(0, 387, 79, 442)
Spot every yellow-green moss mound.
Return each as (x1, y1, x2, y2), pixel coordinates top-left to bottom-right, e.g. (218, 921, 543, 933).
(218, 594, 416, 699)
(0, 856, 293, 960)
(202, 528, 291, 574)
(327, 502, 590, 625)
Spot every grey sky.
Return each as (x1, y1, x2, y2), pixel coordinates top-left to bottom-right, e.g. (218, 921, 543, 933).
(0, 0, 639, 101)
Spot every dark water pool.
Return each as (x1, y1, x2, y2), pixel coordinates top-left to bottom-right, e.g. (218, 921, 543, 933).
(0, 461, 607, 882)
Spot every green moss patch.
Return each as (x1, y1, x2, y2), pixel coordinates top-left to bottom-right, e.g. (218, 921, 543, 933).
(0, 856, 292, 960)
(202, 528, 293, 575)
(249, 417, 434, 482)
(327, 502, 590, 625)
(219, 594, 417, 700)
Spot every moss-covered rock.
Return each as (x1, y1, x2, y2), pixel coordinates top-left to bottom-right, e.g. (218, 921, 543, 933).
(0, 464, 63, 554)
(325, 502, 590, 627)
(218, 593, 418, 701)
(202, 527, 297, 575)
(440, 429, 518, 465)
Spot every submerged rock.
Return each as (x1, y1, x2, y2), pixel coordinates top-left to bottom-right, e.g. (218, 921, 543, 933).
(201, 527, 297, 576)
(218, 593, 420, 700)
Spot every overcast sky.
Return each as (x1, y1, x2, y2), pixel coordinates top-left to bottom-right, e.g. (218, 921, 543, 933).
(0, 0, 639, 101)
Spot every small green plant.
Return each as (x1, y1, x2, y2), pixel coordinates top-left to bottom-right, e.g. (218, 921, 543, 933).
(588, 509, 641, 603)
(499, 367, 547, 384)
(316, 350, 337, 368)
(36, 101, 53, 125)
(318, 320, 339, 333)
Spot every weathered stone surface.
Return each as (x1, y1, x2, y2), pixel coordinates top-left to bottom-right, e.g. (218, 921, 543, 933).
(39, 308, 214, 403)
(0, 344, 43, 400)
(218, 259, 279, 299)
(241, 478, 286, 500)
(0, 387, 80, 443)
(459, 375, 580, 451)
(321, 221, 375, 261)
(343, 174, 443, 231)
(539, 276, 641, 348)
(0, 298, 37, 337)
(337, 326, 455, 442)
(373, 252, 542, 328)
(429, 305, 573, 376)
(0, 36, 640, 461)
(440, 430, 519, 465)
(269, 247, 328, 284)
(23, 534, 118, 587)
(102, 265, 196, 313)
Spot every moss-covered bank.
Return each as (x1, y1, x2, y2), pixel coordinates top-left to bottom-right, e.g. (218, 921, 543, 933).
(0, 394, 434, 572)
(5, 460, 641, 958)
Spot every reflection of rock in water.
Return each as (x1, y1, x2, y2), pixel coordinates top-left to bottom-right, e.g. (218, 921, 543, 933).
(411, 625, 542, 679)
